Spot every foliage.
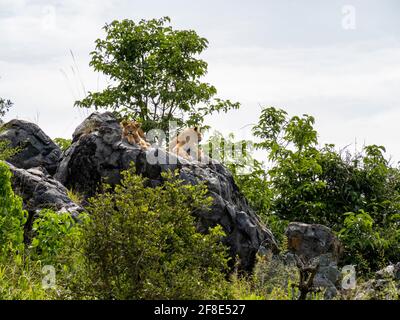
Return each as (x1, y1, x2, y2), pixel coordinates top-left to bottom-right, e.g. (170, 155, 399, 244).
(75, 17, 239, 132)
(228, 253, 318, 300)
(0, 161, 27, 254)
(0, 140, 18, 161)
(29, 210, 81, 265)
(250, 106, 400, 274)
(67, 189, 84, 205)
(0, 252, 53, 300)
(0, 98, 18, 161)
(0, 162, 51, 300)
(0, 97, 13, 118)
(60, 166, 230, 299)
(204, 131, 287, 242)
(54, 138, 72, 152)
(338, 210, 398, 273)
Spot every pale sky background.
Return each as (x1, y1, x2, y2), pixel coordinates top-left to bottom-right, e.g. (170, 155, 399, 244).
(1, 0, 400, 161)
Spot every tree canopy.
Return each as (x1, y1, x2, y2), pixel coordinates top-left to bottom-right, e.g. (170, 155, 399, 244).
(75, 17, 239, 131)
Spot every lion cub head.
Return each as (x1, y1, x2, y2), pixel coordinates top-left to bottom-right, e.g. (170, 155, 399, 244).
(121, 120, 150, 149)
(121, 120, 141, 136)
(168, 127, 204, 161)
(177, 127, 202, 144)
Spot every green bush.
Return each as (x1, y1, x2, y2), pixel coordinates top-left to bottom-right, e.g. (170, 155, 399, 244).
(0, 161, 52, 300)
(0, 97, 19, 161)
(0, 161, 27, 254)
(338, 210, 399, 274)
(61, 166, 230, 299)
(228, 253, 310, 300)
(30, 209, 81, 266)
(245, 106, 400, 274)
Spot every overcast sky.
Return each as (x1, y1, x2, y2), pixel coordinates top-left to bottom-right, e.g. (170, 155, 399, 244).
(1, 0, 400, 161)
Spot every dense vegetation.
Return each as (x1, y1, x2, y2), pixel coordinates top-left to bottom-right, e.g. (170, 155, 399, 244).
(222, 107, 400, 275)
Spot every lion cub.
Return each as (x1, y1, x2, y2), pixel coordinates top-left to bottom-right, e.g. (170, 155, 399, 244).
(168, 127, 204, 161)
(121, 120, 151, 150)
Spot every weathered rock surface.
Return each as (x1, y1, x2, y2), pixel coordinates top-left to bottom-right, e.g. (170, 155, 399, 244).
(0, 120, 61, 175)
(376, 262, 400, 281)
(7, 162, 83, 240)
(55, 112, 278, 271)
(286, 222, 342, 261)
(285, 222, 343, 299)
(354, 262, 400, 300)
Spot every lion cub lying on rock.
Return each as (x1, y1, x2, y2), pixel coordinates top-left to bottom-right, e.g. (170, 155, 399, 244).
(168, 127, 205, 161)
(121, 120, 151, 150)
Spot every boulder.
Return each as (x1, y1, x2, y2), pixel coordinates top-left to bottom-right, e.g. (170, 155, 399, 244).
(285, 222, 342, 261)
(7, 162, 83, 241)
(285, 222, 343, 299)
(55, 112, 278, 271)
(0, 119, 61, 175)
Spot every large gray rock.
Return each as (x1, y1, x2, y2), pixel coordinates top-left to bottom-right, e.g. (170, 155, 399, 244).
(0, 120, 61, 175)
(285, 222, 343, 299)
(286, 222, 342, 261)
(7, 162, 83, 241)
(55, 112, 278, 271)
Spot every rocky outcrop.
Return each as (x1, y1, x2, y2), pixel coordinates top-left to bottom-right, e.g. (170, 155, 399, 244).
(354, 263, 400, 299)
(285, 222, 343, 299)
(7, 162, 83, 241)
(376, 263, 400, 281)
(0, 120, 61, 175)
(55, 112, 278, 271)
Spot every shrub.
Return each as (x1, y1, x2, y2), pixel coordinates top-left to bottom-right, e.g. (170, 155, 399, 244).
(229, 253, 303, 300)
(30, 209, 81, 265)
(0, 161, 51, 300)
(62, 166, 230, 299)
(338, 210, 395, 274)
(0, 161, 27, 254)
(67, 189, 83, 205)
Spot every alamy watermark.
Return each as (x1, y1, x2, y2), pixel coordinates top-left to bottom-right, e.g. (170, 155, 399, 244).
(42, 265, 56, 289)
(41, 5, 57, 31)
(341, 5, 356, 30)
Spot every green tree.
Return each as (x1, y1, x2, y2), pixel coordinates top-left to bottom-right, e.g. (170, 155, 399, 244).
(251, 106, 400, 273)
(203, 132, 286, 241)
(75, 17, 239, 131)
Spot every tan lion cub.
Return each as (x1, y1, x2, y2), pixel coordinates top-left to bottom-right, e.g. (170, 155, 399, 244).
(121, 120, 151, 150)
(168, 127, 204, 161)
